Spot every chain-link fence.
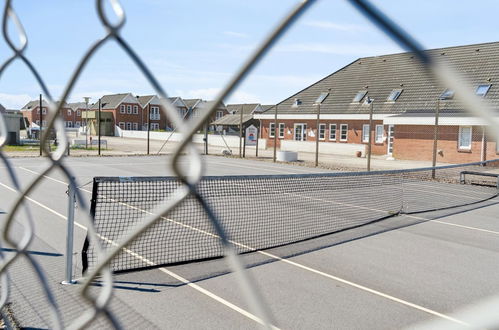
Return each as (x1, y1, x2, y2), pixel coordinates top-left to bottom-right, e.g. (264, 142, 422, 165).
(1, 0, 499, 329)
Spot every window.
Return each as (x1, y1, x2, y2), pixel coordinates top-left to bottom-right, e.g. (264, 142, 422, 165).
(362, 124, 370, 143)
(375, 125, 384, 143)
(269, 123, 275, 138)
(294, 124, 307, 141)
(77, 110, 81, 116)
(291, 98, 302, 108)
(363, 97, 373, 105)
(278, 123, 285, 138)
(458, 126, 472, 150)
(319, 124, 326, 140)
(150, 106, 160, 120)
(353, 91, 367, 102)
(133, 123, 138, 130)
(476, 84, 491, 97)
(120, 105, 125, 114)
(75, 121, 81, 128)
(151, 123, 160, 131)
(133, 105, 138, 114)
(119, 122, 125, 129)
(67, 109, 72, 116)
(314, 92, 329, 104)
(440, 89, 455, 100)
(127, 105, 132, 114)
(215, 110, 224, 120)
(387, 89, 402, 101)
(126, 122, 132, 130)
(65, 121, 73, 128)
(340, 124, 348, 141)
(329, 124, 337, 141)
(42, 108, 46, 115)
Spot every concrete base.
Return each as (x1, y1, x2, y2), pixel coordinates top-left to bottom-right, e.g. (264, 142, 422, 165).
(277, 150, 298, 162)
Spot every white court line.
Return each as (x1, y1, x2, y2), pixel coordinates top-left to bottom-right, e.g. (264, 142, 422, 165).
(207, 159, 328, 174)
(16, 168, 473, 326)
(404, 181, 495, 197)
(0, 180, 277, 329)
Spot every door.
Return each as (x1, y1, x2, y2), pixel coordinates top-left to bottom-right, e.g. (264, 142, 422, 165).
(387, 124, 395, 155)
(294, 124, 307, 141)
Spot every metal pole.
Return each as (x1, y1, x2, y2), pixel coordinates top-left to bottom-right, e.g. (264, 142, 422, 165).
(315, 103, 321, 167)
(481, 129, 486, 163)
(367, 99, 374, 171)
(432, 99, 440, 179)
(84, 97, 90, 149)
(62, 181, 76, 285)
(98, 99, 101, 156)
(204, 120, 209, 155)
(273, 104, 278, 162)
(256, 126, 259, 157)
(147, 104, 151, 155)
(243, 125, 246, 158)
(239, 107, 243, 158)
(39, 94, 43, 156)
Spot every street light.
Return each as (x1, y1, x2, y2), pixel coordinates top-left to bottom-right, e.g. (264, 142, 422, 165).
(314, 91, 329, 167)
(83, 97, 90, 149)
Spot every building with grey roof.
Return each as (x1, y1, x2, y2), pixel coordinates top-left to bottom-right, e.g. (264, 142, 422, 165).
(255, 41, 499, 163)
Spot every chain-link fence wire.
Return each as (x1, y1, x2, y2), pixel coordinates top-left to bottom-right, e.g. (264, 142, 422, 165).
(1, 0, 499, 329)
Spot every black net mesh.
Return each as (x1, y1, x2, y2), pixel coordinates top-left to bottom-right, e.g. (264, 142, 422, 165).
(83, 159, 499, 273)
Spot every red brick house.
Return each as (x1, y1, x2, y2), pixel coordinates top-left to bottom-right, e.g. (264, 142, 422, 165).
(90, 93, 143, 131)
(137, 95, 167, 131)
(255, 41, 499, 163)
(21, 100, 49, 127)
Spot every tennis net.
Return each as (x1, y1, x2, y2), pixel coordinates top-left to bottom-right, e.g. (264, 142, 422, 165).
(82, 159, 499, 273)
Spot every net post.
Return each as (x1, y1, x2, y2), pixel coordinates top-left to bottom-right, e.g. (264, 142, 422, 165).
(62, 180, 77, 285)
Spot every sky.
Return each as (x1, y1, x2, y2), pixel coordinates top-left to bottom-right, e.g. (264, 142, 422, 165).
(1, 0, 499, 109)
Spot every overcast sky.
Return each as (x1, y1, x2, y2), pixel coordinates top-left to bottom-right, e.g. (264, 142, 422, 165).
(1, 0, 499, 109)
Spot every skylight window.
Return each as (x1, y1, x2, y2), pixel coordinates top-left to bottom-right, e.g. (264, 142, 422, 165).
(439, 89, 455, 100)
(475, 84, 491, 97)
(291, 98, 302, 108)
(363, 97, 374, 105)
(314, 92, 329, 104)
(353, 91, 367, 103)
(387, 89, 403, 101)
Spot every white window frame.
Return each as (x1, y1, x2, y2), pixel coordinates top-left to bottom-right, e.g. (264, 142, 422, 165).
(375, 125, 384, 144)
(362, 124, 370, 143)
(119, 122, 125, 129)
(42, 108, 47, 115)
(340, 124, 348, 141)
(329, 124, 337, 141)
(458, 126, 472, 150)
(67, 109, 72, 116)
(269, 123, 275, 138)
(151, 123, 160, 130)
(133, 122, 138, 130)
(133, 105, 138, 114)
(215, 110, 224, 120)
(278, 123, 285, 138)
(126, 122, 132, 130)
(294, 123, 307, 141)
(77, 110, 81, 116)
(127, 105, 132, 114)
(150, 106, 160, 120)
(75, 121, 81, 128)
(318, 123, 326, 141)
(120, 105, 125, 114)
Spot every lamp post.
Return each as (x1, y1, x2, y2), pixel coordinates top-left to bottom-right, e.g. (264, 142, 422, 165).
(83, 97, 90, 149)
(366, 96, 374, 172)
(314, 91, 329, 167)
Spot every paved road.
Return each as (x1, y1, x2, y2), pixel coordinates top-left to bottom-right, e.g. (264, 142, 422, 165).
(1, 155, 499, 329)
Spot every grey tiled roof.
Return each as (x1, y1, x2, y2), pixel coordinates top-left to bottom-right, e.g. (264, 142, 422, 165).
(67, 102, 86, 110)
(212, 113, 253, 126)
(183, 98, 201, 108)
(90, 93, 130, 110)
(226, 104, 259, 115)
(264, 41, 499, 115)
(136, 95, 155, 107)
(21, 100, 50, 110)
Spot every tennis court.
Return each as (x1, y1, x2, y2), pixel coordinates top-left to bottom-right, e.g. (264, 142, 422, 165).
(1, 155, 499, 329)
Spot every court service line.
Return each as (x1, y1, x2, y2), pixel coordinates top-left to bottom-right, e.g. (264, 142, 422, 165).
(207, 159, 327, 174)
(0, 180, 278, 329)
(17, 168, 472, 326)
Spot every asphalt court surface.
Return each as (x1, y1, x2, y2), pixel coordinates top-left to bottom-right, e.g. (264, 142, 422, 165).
(1, 155, 499, 329)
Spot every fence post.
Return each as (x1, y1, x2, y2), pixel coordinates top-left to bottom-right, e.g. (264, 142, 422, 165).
(432, 99, 440, 179)
(39, 94, 43, 156)
(98, 98, 102, 156)
(239, 108, 243, 158)
(256, 126, 259, 157)
(315, 103, 321, 167)
(367, 99, 374, 171)
(273, 104, 278, 162)
(62, 181, 77, 285)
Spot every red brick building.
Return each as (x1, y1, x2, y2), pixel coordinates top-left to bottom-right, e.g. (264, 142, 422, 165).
(255, 41, 499, 163)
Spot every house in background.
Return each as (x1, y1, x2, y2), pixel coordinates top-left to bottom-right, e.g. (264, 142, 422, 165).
(255, 41, 499, 163)
(20, 99, 50, 128)
(212, 103, 265, 134)
(137, 95, 166, 131)
(90, 93, 143, 132)
(1, 104, 22, 145)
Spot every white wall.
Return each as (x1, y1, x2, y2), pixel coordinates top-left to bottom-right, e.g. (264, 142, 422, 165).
(121, 130, 268, 149)
(280, 140, 365, 156)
